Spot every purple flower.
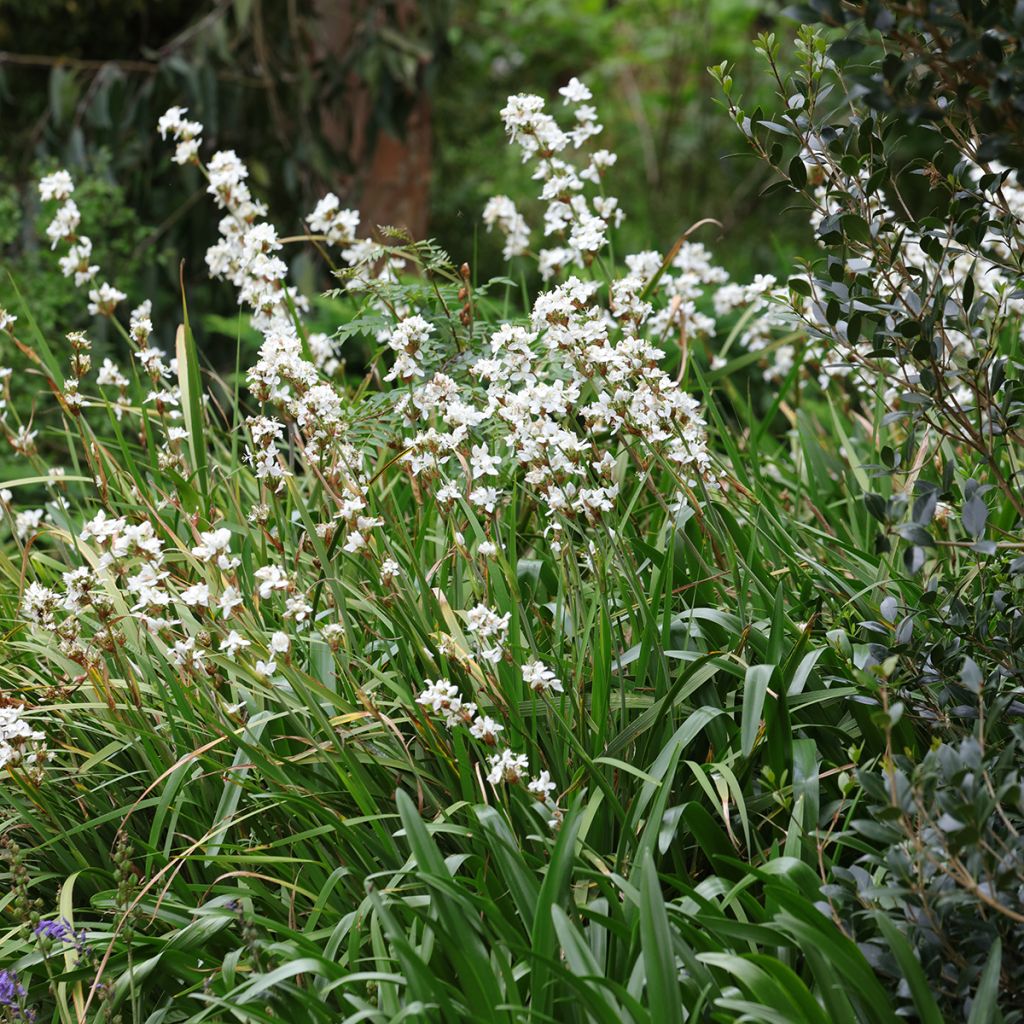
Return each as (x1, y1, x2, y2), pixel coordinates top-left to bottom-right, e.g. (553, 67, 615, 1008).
(34, 918, 72, 943)
(0, 968, 25, 1007)
(34, 917, 87, 965)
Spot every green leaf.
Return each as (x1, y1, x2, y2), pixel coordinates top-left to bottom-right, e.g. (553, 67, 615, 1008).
(529, 804, 583, 1018)
(789, 155, 807, 189)
(966, 938, 1002, 1024)
(476, 806, 540, 930)
(175, 308, 209, 519)
(873, 914, 944, 1024)
(638, 848, 682, 1022)
(962, 493, 988, 539)
(842, 213, 872, 245)
(741, 664, 774, 758)
(550, 907, 624, 1024)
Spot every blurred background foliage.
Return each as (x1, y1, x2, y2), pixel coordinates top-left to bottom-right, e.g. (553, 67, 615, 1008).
(431, 0, 804, 276)
(0, 0, 806, 343)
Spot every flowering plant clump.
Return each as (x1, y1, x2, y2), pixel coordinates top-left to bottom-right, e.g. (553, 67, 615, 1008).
(1, 30, 1021, 1024)
(6, 83, 762, 833)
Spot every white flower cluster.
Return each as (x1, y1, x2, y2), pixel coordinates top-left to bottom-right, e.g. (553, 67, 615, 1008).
(522, 660, 563, 693)
(38, 170, 127, 316)
(166, 108, 372, 379)
(0, 705, 47, 774)
(496, 78, 615, 276)
(20, 508, 308, 681)
(29, 169, 189, 449)
(415, 677, 560, 824)
(199, 151, 298, 339)
(482, 195, 530, 261)
(385, 274, 717, 542)
(157, 105, 204, 165)
(383, 314, 435, 383)
(153, 109, 410, 560)
(465, 603, 511, 665)
(306, 193, 360, 246)
(15, 508, 45, 540)
(485, 78, 791, 405)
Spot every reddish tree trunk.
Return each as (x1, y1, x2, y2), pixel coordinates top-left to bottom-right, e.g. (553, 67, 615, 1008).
(310, 0, 432, 241)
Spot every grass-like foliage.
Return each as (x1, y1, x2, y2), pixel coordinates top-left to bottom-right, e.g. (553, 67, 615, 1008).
(1, 26, 1021, 1024)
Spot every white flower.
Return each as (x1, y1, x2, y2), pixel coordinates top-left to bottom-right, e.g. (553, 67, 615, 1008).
(157, 106, 202, 142)
(59, 239, 99, 286)
(486, 748, 530, 785)
(173, 138, 201, 165)
(254, 564, 289, 599)
(80, 509, 123, 542)
(390, 315, 434, 352)
(481, 645, 506, 665)
(127, 564, 170, 607)
(383, 315, 435, 383)
(86, 283, 127, 317)
(242, 223, 282, 261)
(380, 557, 401, 582)
(500, 94, 567, 161)
(191, 527, 235, 568)
(343, 531, 367, 554)
(269, 631, 291, 654)
(528, 770, 557, 799)
(416, 678, 461, 715)
(568, 211, 607, 254)
(110, 521, 163, 561)
(307, 194, 360, 246)
(482, 195, 530, 260)
(180, 583, 210, 607)
(39, 170, 75, 202)
(22, 582, 58, 625)
(469, 486, 501, 513)
(15, 509, 44, 540)
(219, 630, 251, 657)
(470, 444, 502, 478)
(436, 481, 461, 505)
(581, 149, 617, 183)
(469, 715, 504, 744)
(0, 705, 47, 770)
(10, 426, 37, 457)
(465, 604, 511, 640)
(558, 77, 592, 104)
(46, 200, 80, 248)
(284, 594, 312, 625)
(322, 623, 345, 647)
(218, 586, 243, 617)
(206, 150, 249, 207)
(522, 660, 563, 694)
(170, 637, 206, 673)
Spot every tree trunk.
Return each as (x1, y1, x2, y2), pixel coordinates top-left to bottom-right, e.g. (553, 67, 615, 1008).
(310, 0, 433, 242)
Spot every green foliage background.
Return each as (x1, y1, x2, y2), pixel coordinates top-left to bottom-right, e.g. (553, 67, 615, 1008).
(0, 0, 808, 331)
